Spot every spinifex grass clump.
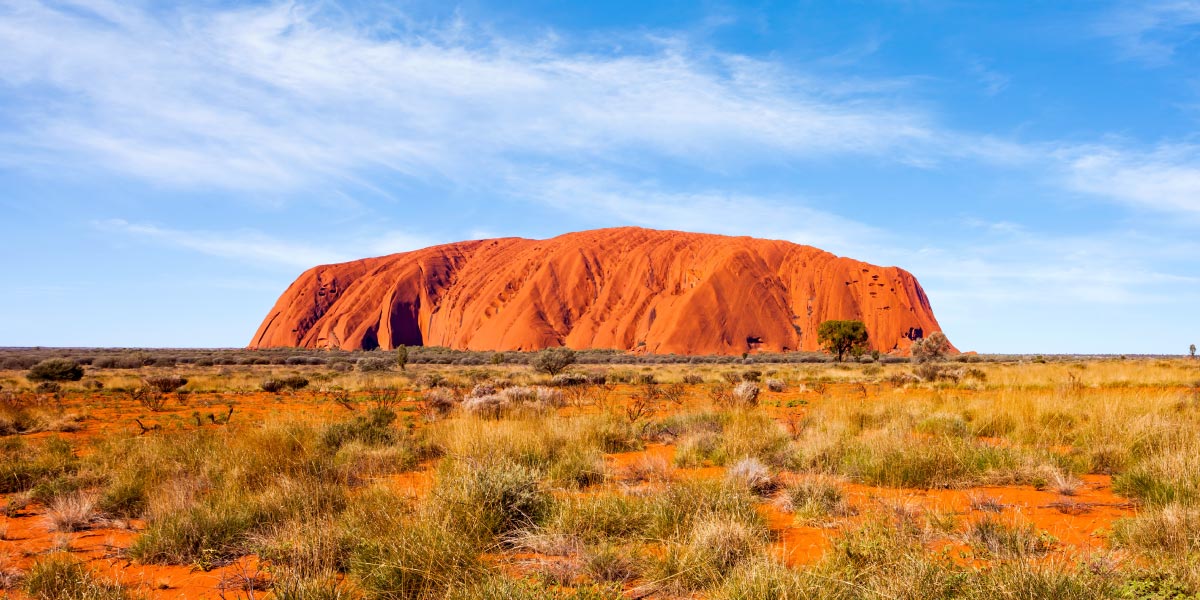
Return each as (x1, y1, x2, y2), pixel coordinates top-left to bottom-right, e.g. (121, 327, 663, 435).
(116, 414, 425, 569)
(431, 457, 552, 545)
(967, 516, 1056, 558)
(674, 411, 794, 468)
(1112, 503, 1200, 557)
(649, 516, 765, 592)
(25, 554, 136, 600)
(430, 412, 638, 485)
(321, 407, 401, 449)
(781, 476, 855, 520)
(834, 434, 1027, 488)
(725, 457, 777, 495)
(349, 514, 485, 599)
(0, 437, 79, 496)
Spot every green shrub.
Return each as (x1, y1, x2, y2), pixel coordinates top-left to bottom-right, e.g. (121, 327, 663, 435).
(357, 358, 392, 373)
(530, 348, 576, 376)
(1117, 571, 1200, 600)
(27, 359, 83, 382)
(261, 376, 309, 393)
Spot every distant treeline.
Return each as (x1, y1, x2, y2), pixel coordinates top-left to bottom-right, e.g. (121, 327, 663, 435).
(0, 346, 1165, 371)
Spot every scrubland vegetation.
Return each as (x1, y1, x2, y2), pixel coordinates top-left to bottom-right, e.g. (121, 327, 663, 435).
(0, 349, 1196, 598)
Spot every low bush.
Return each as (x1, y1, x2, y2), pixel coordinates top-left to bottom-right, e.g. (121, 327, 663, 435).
(27, 359, 83, 382)
(551, 372, 589, 386)
(144, 375, 187, 393)
(731, 382, 760, 407)
(357, 358, 392, 372)
(261, 376, 310, 393)
(424, 387, 460, 416)
(530, 348, 576, 376)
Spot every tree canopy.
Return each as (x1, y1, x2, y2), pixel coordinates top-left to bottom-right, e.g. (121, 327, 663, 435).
(530, 347, 576, 376)
(817, 320, 870, 362)
(912, 331, 952, 363)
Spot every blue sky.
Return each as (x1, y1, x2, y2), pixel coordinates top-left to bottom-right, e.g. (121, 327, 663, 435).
(1, 0, 1199, 353)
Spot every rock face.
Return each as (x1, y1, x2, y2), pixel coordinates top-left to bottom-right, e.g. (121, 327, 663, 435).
(250, 227, 950, 355)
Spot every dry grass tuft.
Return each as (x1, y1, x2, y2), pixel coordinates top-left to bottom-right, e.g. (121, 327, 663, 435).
(45, 493, 97, 533)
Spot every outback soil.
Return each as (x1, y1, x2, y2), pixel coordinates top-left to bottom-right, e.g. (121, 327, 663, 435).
(0, 376, 1150, 599)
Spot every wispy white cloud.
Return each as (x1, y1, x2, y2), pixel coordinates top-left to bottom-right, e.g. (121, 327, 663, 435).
(1095, 1, 1200, 65)
(97, 219, 351, 267)
(0, 0, 942, 191)
(966, 57, 1010, 96)
(1058, 143, 1200, 216)
(96, 218, 438, 268)
(4, 0, 1198, 226)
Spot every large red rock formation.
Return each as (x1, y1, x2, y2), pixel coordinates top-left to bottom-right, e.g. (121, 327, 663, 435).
(250, 227, 950, 355)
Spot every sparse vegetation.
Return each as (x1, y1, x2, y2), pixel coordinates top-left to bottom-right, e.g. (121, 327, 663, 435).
(0, 351, 1195, 597)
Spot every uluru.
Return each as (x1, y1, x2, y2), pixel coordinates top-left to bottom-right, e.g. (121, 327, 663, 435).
(250, 227, 949, 355)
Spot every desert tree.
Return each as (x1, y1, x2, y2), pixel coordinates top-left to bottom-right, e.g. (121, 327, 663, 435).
(817, 320, 870, 362)
(396, 345, 408, 371)
(912, 331, 952, 363)
(530, 347, 576, 376)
